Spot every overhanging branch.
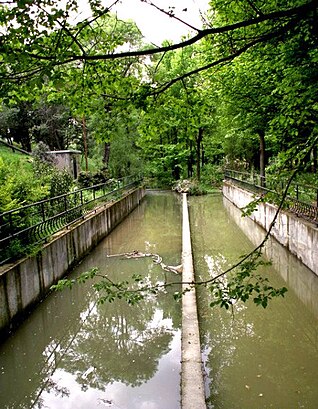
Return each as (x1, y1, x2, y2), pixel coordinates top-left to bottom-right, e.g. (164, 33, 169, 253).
(19, 0, 318, 64)
(151, 17, 301, 94)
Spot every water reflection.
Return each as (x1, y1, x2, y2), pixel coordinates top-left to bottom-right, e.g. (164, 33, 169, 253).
(190, 194, 318, 409)
(0, 192, 182, 409)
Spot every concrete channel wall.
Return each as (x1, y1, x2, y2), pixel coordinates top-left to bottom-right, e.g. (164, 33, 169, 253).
(0, 187, 145, 339)
(223, 181, 318, 276)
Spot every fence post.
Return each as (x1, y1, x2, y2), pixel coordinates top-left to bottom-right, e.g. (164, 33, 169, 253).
(41, 202, 45, 222)
(9, 213, 13, 236)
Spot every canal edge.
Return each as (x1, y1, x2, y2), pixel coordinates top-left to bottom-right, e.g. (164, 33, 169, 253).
(181, 193, 207, 409)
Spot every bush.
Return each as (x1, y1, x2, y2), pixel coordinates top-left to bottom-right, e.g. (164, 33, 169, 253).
(173, 179, 207, 195)
(32, 141, 57, 179)
(50, 169, 74, 197)
(1, 238, 41, 264)
(200, 164, 224, 188)
(0, 156, 48, 213)
(77, 169, 109, 188)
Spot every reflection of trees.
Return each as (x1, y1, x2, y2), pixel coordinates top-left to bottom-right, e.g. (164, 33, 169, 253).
(58, 297, 174, 389)
(192, 195, 318, 409)
(0, 191, 183, 408)
(27, 287, 178, 407)
(0, 283, 93, 409)
(200, 292, 318, 409)
(32, 378, 70, 409)
(0, 265, 180, 408)
(36, 258, 181, 393)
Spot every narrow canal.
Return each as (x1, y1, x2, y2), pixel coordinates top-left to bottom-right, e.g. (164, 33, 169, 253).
(190, 194, 318, 409)
(1, 192, 318, 409)
(0, 192, 182, 409)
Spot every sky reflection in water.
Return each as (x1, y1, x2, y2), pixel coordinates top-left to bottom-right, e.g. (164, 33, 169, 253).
(0, 192, 182, 409)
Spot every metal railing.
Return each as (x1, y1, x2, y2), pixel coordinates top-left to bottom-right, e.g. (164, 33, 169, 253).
(0, 176, 141, 265)
(224, 169, 318, 225)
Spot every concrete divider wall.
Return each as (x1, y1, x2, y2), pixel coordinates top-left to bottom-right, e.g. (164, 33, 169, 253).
(0, 187, 145, 339)
(223, 181, 318, 276)
(181, 193, 206, 409)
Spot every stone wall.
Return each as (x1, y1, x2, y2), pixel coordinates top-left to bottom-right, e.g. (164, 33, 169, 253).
(223, 181, 318, 276)
(0, 187, 145, 339)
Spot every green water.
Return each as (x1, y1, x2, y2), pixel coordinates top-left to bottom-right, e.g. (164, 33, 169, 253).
(0, 192, 182, 409)
(1, 191, 317, 409)
(190, 194, 318, 409)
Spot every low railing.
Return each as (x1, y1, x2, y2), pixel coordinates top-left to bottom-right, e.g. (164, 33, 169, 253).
(0, 176, 141, 265)
(224, 169, 318, 225)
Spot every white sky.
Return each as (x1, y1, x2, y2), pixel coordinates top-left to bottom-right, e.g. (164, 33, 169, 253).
(78, 0, 210, 45)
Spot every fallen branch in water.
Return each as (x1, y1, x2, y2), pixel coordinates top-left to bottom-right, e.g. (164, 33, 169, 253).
(107, 250, 182, 274)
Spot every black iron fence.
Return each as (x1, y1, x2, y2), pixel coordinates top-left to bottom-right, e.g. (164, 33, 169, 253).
(0, 176, 141, 265)
(224, 169, 318, 225)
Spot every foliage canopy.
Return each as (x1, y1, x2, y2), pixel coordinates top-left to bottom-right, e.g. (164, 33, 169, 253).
(1, 0, 317, 309)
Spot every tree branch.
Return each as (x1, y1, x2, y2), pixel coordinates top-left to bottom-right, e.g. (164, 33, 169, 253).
(141, 0, 200, 32)
(152, 18, 299, 94)
(18, 0, 318, 63)
(245, 0, 264, 16)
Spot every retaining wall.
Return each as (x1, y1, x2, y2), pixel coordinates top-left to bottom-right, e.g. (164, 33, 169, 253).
(0, 187, 145, 339)
(223, 181, 318, 276)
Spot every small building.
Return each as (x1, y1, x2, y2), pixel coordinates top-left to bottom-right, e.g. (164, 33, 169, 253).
(48, 150, 81, 179)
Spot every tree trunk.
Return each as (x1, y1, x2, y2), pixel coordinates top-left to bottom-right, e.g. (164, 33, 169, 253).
(82, 116, 89, 172)
(311, 145, 317, 173)
(0, 139, 31, 155)
(5, 138, 15, 152)
(259, 130, 266, 187)
(187, 139, 193, 178)
(103, 142, 111, 169)
(196, 127, 204, 182)
(201, 143, 205, 169)
(11, 126, 32, 152)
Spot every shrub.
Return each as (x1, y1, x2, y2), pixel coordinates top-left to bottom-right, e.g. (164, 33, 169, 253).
(50, 169, 74, 197)
(77, 169, 109, 188)
(173, 179, 207, 196)
(200, 164, 224, 188)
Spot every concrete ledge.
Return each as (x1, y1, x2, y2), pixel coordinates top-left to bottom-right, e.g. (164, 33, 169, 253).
(181, 193, 206, 409)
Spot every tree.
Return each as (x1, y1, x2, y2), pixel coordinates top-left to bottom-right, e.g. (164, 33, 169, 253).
(2, 0, 318, 313)
(209, 1, 318, 179)
(137, 43, 218, 185)
(0, 103, 33, 151)
(0, 150, 49, 214)
(1, 1, 317, 176)
(48, 13, 145, 176)
(1, 0, 317, 93)
(32, 102, 78, 150)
